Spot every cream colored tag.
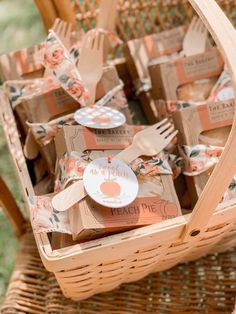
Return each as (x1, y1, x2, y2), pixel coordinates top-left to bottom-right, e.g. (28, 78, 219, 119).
(74, 105, 126, 129)
(83, 157, 138, 208)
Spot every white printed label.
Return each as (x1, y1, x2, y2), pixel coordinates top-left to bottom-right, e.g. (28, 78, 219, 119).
(207, 100, 234, 123)
(216, 86, 234, 101)
(74, 105, 126, 129)
(83, 157, 139, 208)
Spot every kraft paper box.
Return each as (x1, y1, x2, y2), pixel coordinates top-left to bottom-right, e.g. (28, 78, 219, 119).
(154, 99, 191, 120)
(24, 65, 129, 179)
(123, 26, 185, 123)
(0, 31, 84, 81)
(19, 65, 132, 124)
(0, 44, 44, 80)
(26, 142, 56, 180)
(96, 66, 133, 124)
(108, 57, 134, 100)
(55, 125, 143, 160)
(22, 88, 78, 123)
(124, 26, 185, 83)
(21, 65, 122, 123)
(39, 141, 57, 177)
(96, 65, 120, 100)
(28, 156, 48, 186)
(55, 125, 181, 241)
(34, 175, 54, 196)
(149, 48, 224, 101)
(173, 99, 234, 205)
(14, 105, 29, 139)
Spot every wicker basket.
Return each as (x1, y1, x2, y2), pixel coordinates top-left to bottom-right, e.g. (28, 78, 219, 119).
(35, 0, 236, 122)
(2, 226, 236, 313)
(35, 1, 236, 46)
(2, 0, 236, 301)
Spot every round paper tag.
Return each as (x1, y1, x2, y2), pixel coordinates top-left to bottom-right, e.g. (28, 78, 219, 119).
(83, 157, 139, 208)
(74, 105, 126, 129)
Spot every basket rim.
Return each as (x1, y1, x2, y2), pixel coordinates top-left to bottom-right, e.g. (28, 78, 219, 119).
(36, 200, 236, 271)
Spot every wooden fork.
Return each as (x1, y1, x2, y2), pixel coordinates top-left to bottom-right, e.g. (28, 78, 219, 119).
(52, 119, 178, 212)
(182, 16, 208, 56)
(115, 119, 178, 163)
(78, 30, 105, 105)
(41, 18, 72, 77)
(51, 18, 72, 49)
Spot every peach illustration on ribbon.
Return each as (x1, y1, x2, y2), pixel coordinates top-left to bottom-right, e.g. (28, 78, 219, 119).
(41, 30, 90, 107)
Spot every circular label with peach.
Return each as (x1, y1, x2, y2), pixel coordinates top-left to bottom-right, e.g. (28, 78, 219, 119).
(74, 105, 126, 129)
(83, 157, 139, 208)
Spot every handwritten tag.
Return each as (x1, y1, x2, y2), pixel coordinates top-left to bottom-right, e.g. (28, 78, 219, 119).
(83, 157, 138, 208)
(74, 105, 126, 129)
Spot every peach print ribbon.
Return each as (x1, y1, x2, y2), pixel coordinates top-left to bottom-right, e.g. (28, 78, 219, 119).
(3, 77, 60, 109)
(181, 144, 236, 204)
(42, 30, 90, 106)
(29, 151, 173, 234)
(180, 144, 223, 176)
(4, 41, 83, 109)
(29, 194, 71, 234)
(208, 70, 234, 102)
(27, 113, 76, 146)
(54, 151, 173, 192)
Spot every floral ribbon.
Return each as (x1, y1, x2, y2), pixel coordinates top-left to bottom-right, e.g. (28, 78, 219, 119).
(180, 144, 236, 204)
(180, 144, 223, 176)
(29, 145, 236, 234)
(27, 113, 76, 146)
(156, 99, 197, 120)
(29, 151, 173, 234)
(42, 30, 90, 106)
(131, 155, 172, 177)
(55, 150, 173, 192)
(4, 39, 85, 109)
(3, 78, 60, 109)
(168, 154, 183, 180)
(41, 29, 122, 105)
(27, 82, 128, 146)
(29, 194, 71, 234)
(208, 70, 234, 102)
(4, 28, 122, 110)
(94, 80, 126, 108)
(54, 151, 89, 192)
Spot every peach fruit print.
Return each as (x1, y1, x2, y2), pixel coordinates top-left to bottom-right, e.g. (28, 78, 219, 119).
(100, 180, 121, 198)
(92, 115, 111, 124)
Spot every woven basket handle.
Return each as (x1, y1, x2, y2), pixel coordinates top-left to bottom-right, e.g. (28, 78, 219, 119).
(182, 0, 236, 240)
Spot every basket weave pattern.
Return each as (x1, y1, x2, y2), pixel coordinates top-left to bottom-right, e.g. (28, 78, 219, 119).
(2, 98, 236, 300)
(2, 226, 236, 313)
(73, 0, 236, 40)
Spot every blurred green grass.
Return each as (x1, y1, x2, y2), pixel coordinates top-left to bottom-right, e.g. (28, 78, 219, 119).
(0, 0, 44, 303)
